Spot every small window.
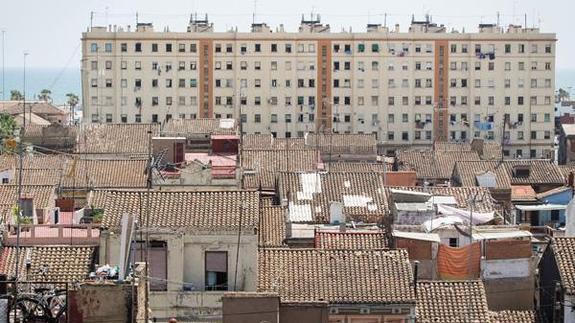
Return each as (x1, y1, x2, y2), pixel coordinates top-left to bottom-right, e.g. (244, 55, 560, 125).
(205, 251, 228, 291)
(449, 238, 458, 247)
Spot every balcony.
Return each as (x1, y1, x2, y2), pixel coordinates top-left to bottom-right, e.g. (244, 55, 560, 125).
(3, 224, 100, 246)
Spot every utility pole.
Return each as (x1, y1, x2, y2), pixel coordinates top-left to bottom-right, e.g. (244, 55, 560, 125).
(144, 126, 153, 323)
(1, 30, 5, 101)
(14, 51, 28, 320)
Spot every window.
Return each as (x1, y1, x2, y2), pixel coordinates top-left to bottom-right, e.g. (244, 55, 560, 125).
(505, 44, 511, 53)
(254, 114, 261, 123)
(121, 43, 127, 52)
(531, 131, 537, 140)
(205, 251, 228, 291)
(104, 43, 112, 52)
(285, 44, 292, 53)
(449, 238, 458, 247)
(152, 43, 158, 52)
(135, 43, 142, 52)
(285, 114, 292, 123)
(545, 44, 552, 53)
(255, 43, 261, 52)
(90, 43, 98, 52)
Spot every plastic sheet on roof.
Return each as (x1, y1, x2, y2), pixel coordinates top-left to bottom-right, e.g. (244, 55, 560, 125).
(288, 203, 313, 222)
(342, 195, 373, 207)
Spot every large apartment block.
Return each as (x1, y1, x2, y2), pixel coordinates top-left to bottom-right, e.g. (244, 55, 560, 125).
(81, 16, 556, 158)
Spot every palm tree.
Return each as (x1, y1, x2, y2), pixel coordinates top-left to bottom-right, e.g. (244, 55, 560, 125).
(10, 90, 23, 101)
(66, 93, 79, 124)
(37, 89, 52, 103)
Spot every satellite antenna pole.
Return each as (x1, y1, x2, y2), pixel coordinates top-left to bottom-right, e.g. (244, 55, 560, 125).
(252, 0, 257, 24)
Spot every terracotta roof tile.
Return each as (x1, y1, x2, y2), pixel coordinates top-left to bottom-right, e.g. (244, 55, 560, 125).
(278, 172, 387, 223)
(242, 150, 320, 190)
(163, 118, 237, 135)
(77, 123, 160, 155)
(558, 165, 575, 184)
(242, 134, 306, 150)
(0, 185, 55, 221)
(259, 207, 286, 247)
(489, 310, 538, 323)
(305, 133, 377, 155)
(0, 246, 95, 282)
(397, 150, 481, 180)
(416, 280, 490, 323)
(258, 248, 414, 304)
(454, 160, 564, 187)
(328, 162, 390, 173)
(551, 237, 575, 293)
(100, 190, 259, 232)
(61, 159, 147, 188)
(315, 231, 387, 249)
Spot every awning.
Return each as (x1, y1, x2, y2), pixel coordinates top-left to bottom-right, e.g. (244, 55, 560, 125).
(472, 230, 532, 241)
(515, 204, 567, 211)
(392, 230, 440, 243)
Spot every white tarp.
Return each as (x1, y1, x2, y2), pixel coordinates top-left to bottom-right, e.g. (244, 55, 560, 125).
(422, 215, 464, 232)
(288, 203, 313, 222)
(515, 204, 567, 211)
(218, 119, 235, 129)
(343, 195, 373, 207)
(565, 197, 575, 237)
(437, 204, 495, 225)
(296, 173, 322, 200)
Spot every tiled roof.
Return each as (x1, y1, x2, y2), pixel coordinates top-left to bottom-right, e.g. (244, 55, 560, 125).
(452, 161, 511, 188)
(0, 101, 67, 116)
(0, 185, 55, 220)
(163, 118, 237, 135)
(480, 142, 504, 161)
(416, 280, 490, 323)
(489, 310, 538, 323)
(305, 133, 377, 155)
(86, 190, 110, 209)
(511, 185, 538, 201)
(327, 162, 390, 173)
(100, 190, 259, 233)
(0, 246, 95, 282)
(17, 169, 62, 185)
(242, 150, 319, 190)
(315, 231, 387, 249)
(242, 134, 306, 150)
(259, 207, 286, 247)
(76, 123, 160, 155)
(454, 160, 564, 187)
(258, 248, 414, 304)
(0, 154, 68, 171)
(388, 186, 496, 213)
(278, 172, 387, 223)
(61, 159, 147, 188)
(551, 237, 575, 293)
(434, 142, 473, 151)
(558, 165, 575, 184)
(397, 150, 481, 180)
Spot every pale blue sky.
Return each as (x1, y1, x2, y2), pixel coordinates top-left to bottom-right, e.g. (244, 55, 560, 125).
(1, 0, 573, 69)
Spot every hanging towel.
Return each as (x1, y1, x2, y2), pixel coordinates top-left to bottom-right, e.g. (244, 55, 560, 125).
(437, 242, 481, 279)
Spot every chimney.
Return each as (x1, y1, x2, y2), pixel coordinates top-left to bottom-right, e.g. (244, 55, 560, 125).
(329, 201, 344, 225)
(413, 260, 420, 297)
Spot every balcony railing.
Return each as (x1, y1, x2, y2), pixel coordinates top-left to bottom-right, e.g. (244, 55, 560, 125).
(3, 224, 100, 246)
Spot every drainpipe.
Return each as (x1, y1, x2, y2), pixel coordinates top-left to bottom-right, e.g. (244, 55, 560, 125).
(413, 260, 419, 298)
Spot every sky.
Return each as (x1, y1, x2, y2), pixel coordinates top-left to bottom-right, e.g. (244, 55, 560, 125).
(0, 0, 574, 69)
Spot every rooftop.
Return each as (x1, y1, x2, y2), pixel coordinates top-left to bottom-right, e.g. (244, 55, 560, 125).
(241, 134, 306, 150)
(397, 150, 481, 180)
(0, 246, 95, 282)
(314, 230, 387, 249)
(259, 206, 286, 247)
(416, 280, 490, 323)
(562, 124, 575, 137)
(550, 237, 575, 294)
(304, 133, 377, 155)
(258, 248, 414, 304)
(76, 123, 160, 155)
(100, 190, 259, 233)
(163, 118, 238, 136)
(489, 310, 539, 323)
(453, 160, 564, 187)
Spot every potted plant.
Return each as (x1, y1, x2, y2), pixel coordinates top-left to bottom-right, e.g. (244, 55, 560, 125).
(12, 205, 33, 232)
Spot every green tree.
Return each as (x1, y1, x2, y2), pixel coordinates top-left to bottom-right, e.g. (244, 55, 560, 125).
(66, 93, 79, 124)
(37, 89, 52, 103)
(557, 88, 571, 103)
(0, 113, 16, 137)
(10, 90, 23, 101)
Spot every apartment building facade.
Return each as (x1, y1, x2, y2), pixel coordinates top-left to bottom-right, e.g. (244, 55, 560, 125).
(81, 16, 556, 158)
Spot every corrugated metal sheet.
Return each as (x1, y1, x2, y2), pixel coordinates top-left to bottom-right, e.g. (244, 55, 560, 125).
(288, 203, 313, 222)
(392, 231, 440, 242)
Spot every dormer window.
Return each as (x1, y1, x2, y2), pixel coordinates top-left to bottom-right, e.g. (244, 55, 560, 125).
(513, 165, 530, 178)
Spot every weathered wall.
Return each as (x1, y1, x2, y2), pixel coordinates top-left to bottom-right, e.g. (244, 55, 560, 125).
(485, 240, 532, 259)
(484, 276, 534, 310)
(482, 258, 532, 280)
(68, 284, 131, 323)
(279, 303, 329, 323)
(222, 293, 279, 323)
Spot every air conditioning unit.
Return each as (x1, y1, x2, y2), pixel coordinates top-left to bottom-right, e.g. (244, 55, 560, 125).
(329, 308, 339, 315)
(359, 308, 370, 315)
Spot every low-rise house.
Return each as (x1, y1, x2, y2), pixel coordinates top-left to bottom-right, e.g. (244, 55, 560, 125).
(304, 133, 378, 162)
(0, 245, 96, 282)
(0, 101, 69, 125)
(515, 186, 572, 227)
(417, 280, 494, 323)
(76, 123, 160, 158)
(242, 134, 306, 151)
(258, 248, 416, 322)
(539, 237, 575, 322)
(97, 190, 259, 321)
(396, 149, 481, 185)
(278, 171, 388, 224)
(162, 118, 238, 152)
(242, 149, 321, 191)
(559, 124, 575, 164)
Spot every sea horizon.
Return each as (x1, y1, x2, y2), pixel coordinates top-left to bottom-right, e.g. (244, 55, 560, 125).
(0, 66, 574, 106)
